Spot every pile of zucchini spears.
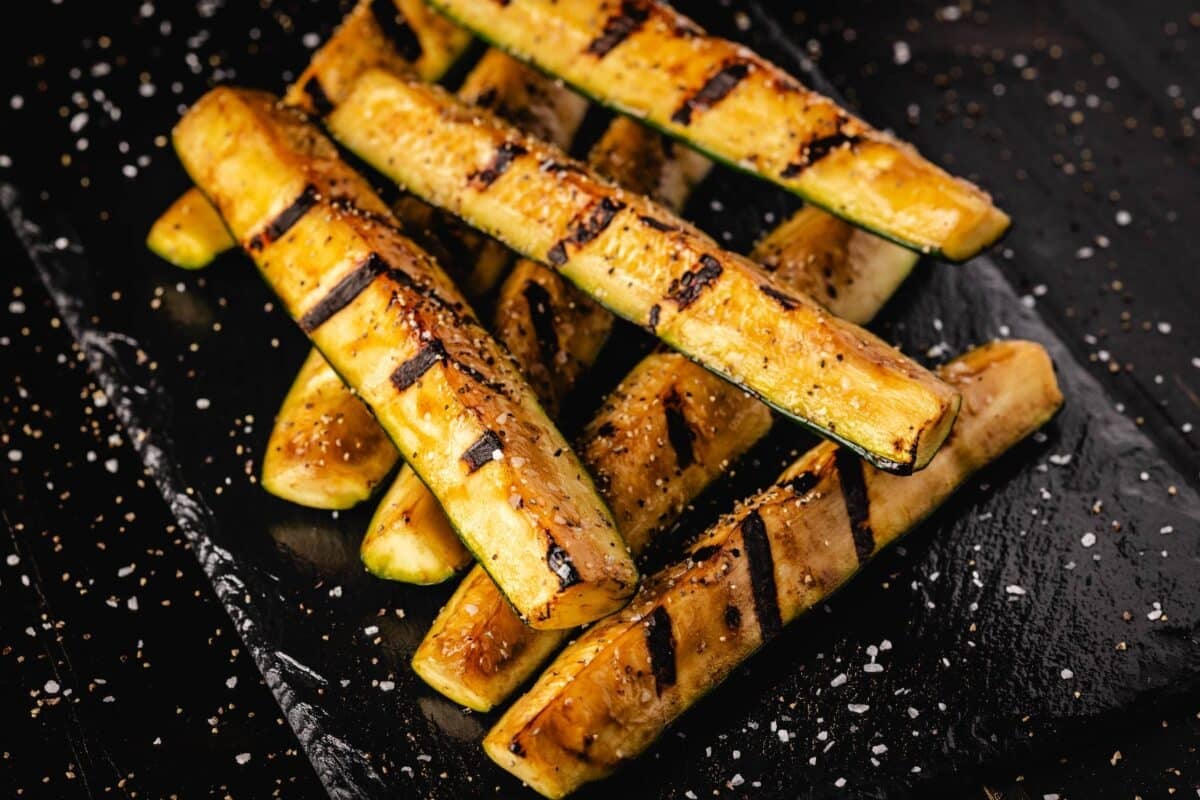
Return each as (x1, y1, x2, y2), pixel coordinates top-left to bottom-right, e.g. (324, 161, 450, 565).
(148, 1, 1064, 795)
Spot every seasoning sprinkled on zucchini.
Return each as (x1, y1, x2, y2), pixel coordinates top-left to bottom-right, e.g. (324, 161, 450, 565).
(263, 48, 587, 513)
(426, 0, 1009, 261)
(413, 207, 920, 712)
(330, 69, 960, 473)
(174, 87, 635, 630)
(147, 0, 472, 271)
(486, 340, 1063, 798)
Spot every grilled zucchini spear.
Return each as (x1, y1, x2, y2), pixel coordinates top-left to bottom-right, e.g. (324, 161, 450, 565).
(264, 48, 588, 512)
(330, 69, 961, 473)
(146, 0, 472, 270)
(173, 88, 636, 629)
(364, 116, 707, 583)
(412, 205, 917, 711)
(487, 340, 1063, 798)
(425, 0, 1009, 262)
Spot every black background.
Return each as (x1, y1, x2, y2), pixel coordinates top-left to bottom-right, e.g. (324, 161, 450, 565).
(2, 1, 1198, 798)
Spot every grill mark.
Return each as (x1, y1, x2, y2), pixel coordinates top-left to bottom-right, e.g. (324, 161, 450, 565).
(666, 255, 723, 310)
(369, 0, 423, 62)
(689, 543, 721, 563)
(297, 252, 386, 333)
(462, 430, 503, 473)
(662, 388, 696, 469)
(586, 0, 651, 57)
(249, 184, 319, 251)
(639, 214, 677, 232)
(522, 281, 560, 369)
(546, 539, 582, 589)
(835, 448, 875, 563)
(759, 283, 801, 310)
(671, 59, 751, 126)
(469, 141, 527, 188)
(390, 339, 446, 391)
(724, 604, 742, 630)
(780, 131, 862, 178)
(643, 606, 677, 695)
(302, 77, 334, 117)
(740, 510, 782, 640)
(546, 197, 625, 267)
(784, 471, 820, 497)
(647, 304, 661, 331)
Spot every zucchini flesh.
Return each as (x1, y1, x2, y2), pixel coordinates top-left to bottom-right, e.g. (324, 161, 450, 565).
(361, 465, 473, 584)
(261, 348, 397, 510)
(173, 88, 636, 630)
(494, 116, 710, 416)
(426, 0, 1009, 262)
(264, 48, 587, 514)
(329, 70, 960, 473)
(364, 105, 697, 578)
(147, 0, 472, 270)
(412, 207, 918, 711)
(486, 341, 1064, 798)
(145, 187, 235, 269)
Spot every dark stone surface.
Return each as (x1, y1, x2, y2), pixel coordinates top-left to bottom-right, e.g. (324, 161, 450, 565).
(1, 1, 1197, 798)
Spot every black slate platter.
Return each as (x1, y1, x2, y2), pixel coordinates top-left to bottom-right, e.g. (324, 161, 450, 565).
(2, 1, 1197, 798)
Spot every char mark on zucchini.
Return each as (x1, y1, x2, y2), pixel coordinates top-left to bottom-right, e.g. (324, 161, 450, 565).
(780, 131, 862, 179)
(390, 339, 447, 390)
(369, 0, 423, 62)
(302, 77, 335, 117)
(834, 448, 875, 562)
(689, 543, 721, 563)
(586, 0, 652, 57)
(723, 604, 742, 630)
(546, 197, 625, 267)
(470, 141, 528, 188)
(638, 214, 676, 232)
(643, 606, 677, 695)
(666, 254, 723, 310)
(462, 429, 504, 473)
(784, 471, 820, 498)
(646, 303, 661, 331)
(522, 280, 560, 369)
(759, 283, 800, 310)
(662, 388, 697, 469)
(670, 58, 752, 126)
(546, 540, 582, 589)
(740, 510, 782, 640)
(249, 184, 320, 251)
(297, 251, 387, 333)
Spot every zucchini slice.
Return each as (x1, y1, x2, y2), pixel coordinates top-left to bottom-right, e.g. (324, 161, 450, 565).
(412, 207, 918, 712)
(494, 116, 710, 416)
(145, 187, 235, 269)
(486, 340, 1064, 798)
(174, 87, 636, 630)
(329, 69, 960, 473)
(264, 48, 587, 512)
(147, 0, 472, 271)
(261, 348, 397, 510)
(361, 465, 472, 584)
(754, 204, 919, 326)
(426, 0, 1008, 262)
(364, 107, 700, 577)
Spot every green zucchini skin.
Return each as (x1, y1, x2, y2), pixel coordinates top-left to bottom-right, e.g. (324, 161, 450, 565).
(426, 0, 1009, 262)
(485, 340, 1064, 799)
(413, 205, 921, 712)
(329, 69, 960, 473)
(263, 47, 587, 513)
(146, 0, 472, 271)
(173, 87, 636, 630)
